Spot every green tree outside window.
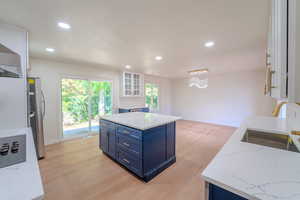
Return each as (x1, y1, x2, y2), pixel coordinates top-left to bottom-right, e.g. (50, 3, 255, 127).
(145, 83, 159, 112)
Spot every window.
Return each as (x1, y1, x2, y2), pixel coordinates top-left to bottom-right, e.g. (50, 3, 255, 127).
(145, 83, 159, 112)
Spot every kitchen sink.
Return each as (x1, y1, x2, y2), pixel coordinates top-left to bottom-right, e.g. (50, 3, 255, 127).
(242, 130, 299, 153)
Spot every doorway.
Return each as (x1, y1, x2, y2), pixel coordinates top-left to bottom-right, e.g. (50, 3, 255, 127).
(61, 78, 112, 138)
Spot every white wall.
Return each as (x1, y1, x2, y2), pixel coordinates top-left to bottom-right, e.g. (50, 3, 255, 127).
(0, 23, 27, 131)
(29, 58, 172, 145)
(171, 70, 275, 127)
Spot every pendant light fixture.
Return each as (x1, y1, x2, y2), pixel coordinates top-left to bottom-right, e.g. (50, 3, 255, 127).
(188, 68, 209, 88)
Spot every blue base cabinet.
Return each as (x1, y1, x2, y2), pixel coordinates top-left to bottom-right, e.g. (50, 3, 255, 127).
(209, 184, 248, 200)
(100, 120, 116, 158)
(99, 119, 176, 182)
(118, 107, 150, 113)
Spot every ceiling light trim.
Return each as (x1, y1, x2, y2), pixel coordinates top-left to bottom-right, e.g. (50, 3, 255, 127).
(155, 56, 163, 61)
(45, 48, 55, 52)
(204, 41, 215, 47)
(58, 22, 71, 29)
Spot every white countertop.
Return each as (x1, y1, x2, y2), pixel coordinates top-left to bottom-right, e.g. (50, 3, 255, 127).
(202, 116, 300, 200)
(100, 112, 181, 130)
(0, 128, 44, 200)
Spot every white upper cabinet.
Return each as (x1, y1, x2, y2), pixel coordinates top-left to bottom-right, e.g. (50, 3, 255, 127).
(265, 0, 288, 99)
(122, 72, 144, 97)
(0, 22, 28, 130)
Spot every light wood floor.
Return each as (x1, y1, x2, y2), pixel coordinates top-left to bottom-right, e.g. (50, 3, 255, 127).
(39, 120, 235, 200)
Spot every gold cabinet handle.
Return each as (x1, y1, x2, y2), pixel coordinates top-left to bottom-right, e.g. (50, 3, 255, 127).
(265, 67, 276, 95)
(122, 130, 130, 134)
(266, 52, 271, 66)
(291, 131, 300, 136)
(123, 142, 130, 147)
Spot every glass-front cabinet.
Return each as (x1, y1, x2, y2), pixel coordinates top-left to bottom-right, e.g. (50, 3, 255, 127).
(122, 72, 143, 97)
(124, 72, 132, 96)
(133, 73, 141, 96)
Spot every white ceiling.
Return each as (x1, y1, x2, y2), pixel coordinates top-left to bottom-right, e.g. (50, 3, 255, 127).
(0, 0, 270, 78)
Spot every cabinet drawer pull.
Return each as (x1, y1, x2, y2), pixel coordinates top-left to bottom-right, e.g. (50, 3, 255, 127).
(122, 130, 130, 134)
(123, 158, 130, 164)
(123, 142, 130, 147)
(265, 67, 277, 94)
(291, 131, 300, 136)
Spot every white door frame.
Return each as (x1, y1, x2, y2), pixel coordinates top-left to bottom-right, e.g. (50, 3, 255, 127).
(58, 74, 114, 141)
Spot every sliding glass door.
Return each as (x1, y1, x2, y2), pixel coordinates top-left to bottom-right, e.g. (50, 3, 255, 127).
(61, 78, 112, 138)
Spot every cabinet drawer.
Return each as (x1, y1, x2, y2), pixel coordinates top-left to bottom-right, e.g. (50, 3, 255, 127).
(116, 133, 141, 157)
(117, 149, 142, 177)
(117, 126, 142, 140)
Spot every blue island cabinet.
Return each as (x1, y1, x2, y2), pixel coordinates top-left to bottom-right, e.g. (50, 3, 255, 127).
(99, 119, 176, 182)
(100, 120, 116, 158)
(206, 183, 248, 200)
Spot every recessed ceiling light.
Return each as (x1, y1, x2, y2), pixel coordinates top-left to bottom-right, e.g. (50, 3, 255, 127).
(125, 65, 132, 69)
(45, 48, 55, 52)
(155, 56, 163, 61)
(204, 41, 215, 47)
(58, 22, 71, 29)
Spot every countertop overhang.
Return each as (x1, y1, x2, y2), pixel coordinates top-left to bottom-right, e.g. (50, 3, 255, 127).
(202, 116, 300, 200)
(100, 112, 181, 130)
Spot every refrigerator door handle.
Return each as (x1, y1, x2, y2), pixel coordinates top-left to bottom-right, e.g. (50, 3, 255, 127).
(41, 90, 46, 119)
(29, 111, 35, 118)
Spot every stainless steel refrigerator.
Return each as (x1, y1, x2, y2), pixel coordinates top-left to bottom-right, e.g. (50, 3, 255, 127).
(27, 77, 45, 159)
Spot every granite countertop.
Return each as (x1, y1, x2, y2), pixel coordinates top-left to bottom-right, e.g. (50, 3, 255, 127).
(100, 112, 181, 130)
(0, 128, 44, 200)
(202, 116, 300, 200)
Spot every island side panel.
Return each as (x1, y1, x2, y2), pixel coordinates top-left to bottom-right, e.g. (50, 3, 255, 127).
(166, 122, 176, 160)
(99, 120, 108, 153)
(143, 125, 167, 173)
(143, 122, 176, 181)
(99, 119, 116, 159)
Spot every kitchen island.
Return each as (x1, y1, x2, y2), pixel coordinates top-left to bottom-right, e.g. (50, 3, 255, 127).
(99, 112, 180, 182)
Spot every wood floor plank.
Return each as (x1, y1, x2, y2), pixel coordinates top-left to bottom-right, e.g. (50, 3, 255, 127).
(39, 120, 235, 200)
